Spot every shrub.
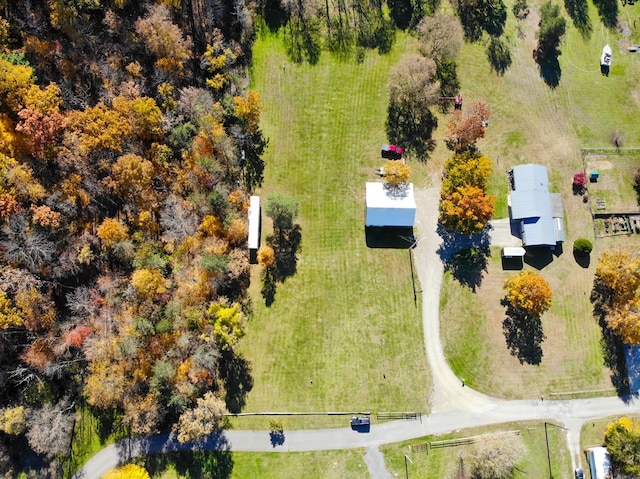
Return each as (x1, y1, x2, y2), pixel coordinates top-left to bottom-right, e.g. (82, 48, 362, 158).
(573, 238, 593, 255)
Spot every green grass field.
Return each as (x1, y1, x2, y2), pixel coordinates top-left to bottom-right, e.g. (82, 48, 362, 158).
(383, 421, 571, 478)
(237, 28, 430, 425)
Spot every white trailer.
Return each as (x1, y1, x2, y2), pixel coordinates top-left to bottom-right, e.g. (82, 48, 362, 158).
(587, 447, 612, 479)
(248, 196, 261, 264)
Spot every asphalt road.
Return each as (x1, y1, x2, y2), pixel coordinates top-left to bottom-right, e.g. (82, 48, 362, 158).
(73, 182, 640, 479)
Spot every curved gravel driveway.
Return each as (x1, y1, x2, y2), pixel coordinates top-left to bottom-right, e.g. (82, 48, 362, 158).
(73, 181, 640, 479)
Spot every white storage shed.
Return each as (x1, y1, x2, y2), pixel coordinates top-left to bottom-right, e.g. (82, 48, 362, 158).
(365, 182, 416, 227)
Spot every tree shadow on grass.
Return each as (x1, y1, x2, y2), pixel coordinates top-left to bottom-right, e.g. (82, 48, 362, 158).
(573, 250, 591, 268)
(564, 0, 592, 38)
(437, 224, 492, 290)
(501, 300, 545, 365)
(147, 450, 234, 479)
(535, 54, 562, 88)
(444, 246, 491, 291)
(90, 407, 123, 444)
(591, 280, 630, 396)
(219, 351, 254, 414)
(592, 0, 618, 28)
(262, 224, 302, 306)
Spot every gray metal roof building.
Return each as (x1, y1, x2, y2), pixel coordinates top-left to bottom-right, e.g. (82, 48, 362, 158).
(509, 164, 565, 247)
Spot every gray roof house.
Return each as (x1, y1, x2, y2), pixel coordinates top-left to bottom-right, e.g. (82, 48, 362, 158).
(508, 164, 565, 247)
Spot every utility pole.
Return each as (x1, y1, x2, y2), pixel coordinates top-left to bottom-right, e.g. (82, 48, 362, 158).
(544, 422, 568, 479)
(404, 454, 413, 479)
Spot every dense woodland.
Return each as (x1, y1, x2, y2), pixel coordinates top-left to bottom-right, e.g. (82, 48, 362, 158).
(0, 1, 267, 476)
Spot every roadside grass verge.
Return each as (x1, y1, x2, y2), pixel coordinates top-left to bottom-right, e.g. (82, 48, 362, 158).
(238, 28, 430, 428)
(143, 449, 370, 479)
(382, 421, 571, 479)
(580, 414, 640, 450)
(438, 0, 640, 398)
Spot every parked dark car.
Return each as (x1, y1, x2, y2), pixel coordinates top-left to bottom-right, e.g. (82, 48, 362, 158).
(574, 468, 584, 479)
(350, 416, 370, 427)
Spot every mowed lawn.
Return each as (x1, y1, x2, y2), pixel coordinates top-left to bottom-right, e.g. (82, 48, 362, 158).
(440, 0, 640, 398)
(237, 29, 430, 422)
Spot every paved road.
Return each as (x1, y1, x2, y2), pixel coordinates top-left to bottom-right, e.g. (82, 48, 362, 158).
(73, 181, 640, 478)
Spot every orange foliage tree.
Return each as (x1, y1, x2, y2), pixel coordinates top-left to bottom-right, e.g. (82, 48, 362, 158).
(503, 270, 553, 316)
(595, 248, 640, 344)
(439, 184, 495, 235)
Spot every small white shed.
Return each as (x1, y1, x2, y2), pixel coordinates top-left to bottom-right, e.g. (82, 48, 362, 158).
(248, 195, 261, 264)
(365, 182, 416, 227)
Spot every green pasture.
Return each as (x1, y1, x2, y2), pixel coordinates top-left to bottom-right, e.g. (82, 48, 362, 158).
(439, 0, 640, 398)
(238, 28, 430, 426)
(383, 421, 571, 479)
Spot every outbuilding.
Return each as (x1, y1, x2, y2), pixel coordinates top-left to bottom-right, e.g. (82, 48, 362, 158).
(248, 195, 261, 264)
(586, 447, 611, 479)
(365, 182, 416, 227)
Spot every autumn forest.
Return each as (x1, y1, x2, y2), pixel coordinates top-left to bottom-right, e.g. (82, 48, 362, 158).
(0, 0, 267, 476)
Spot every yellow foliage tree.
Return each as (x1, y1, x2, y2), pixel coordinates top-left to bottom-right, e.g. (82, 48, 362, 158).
(596, 248, 640, 303)
(97, 218, 129, 249)
(102, 464, 151, 479)
(67, 102, 133, 154)
(0, 58, 35, 113)
(85, 358, 127, 409)
(108, 153, 155, 209)
(382, 160, 412, 187)
(0, 291, 23, 329)
(200, 214, 223, 237)
(503, 270, 553, 316)
(131, 268, 167, 300)
(233, 91, 263, 134)
(207, 301, 246, 350)
(0, 406, 27, 435)
(112, 96, 163, 140)
(442, 151, 493, 192)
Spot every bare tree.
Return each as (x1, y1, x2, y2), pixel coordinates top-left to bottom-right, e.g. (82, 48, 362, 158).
(26, 398, 75, 459)
(1, 215, 56, 272)
(160, 196, 199, 244)
(469, 436, 525, 479)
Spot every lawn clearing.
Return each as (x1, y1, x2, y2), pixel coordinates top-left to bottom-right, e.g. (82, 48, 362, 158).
(438, 0, 640, 399)
(149, 450, 369, 479)
(382, 421, 571, 479)
(238, 27, 430, 425)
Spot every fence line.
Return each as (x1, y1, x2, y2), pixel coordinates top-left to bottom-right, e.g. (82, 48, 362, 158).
(412, 430, 522, 453)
